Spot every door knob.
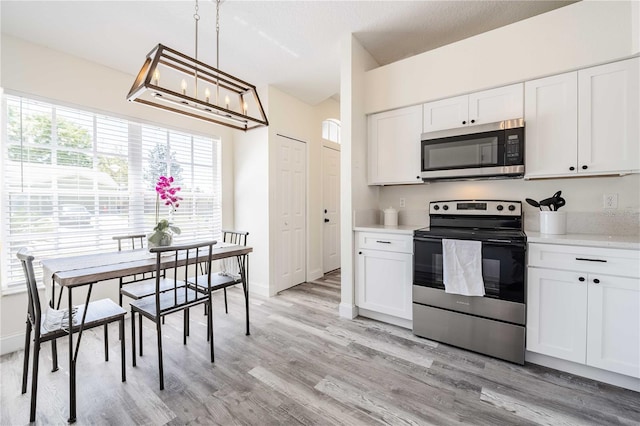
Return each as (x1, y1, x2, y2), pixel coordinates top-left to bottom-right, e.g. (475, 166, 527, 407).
(324, 218, 330, 223)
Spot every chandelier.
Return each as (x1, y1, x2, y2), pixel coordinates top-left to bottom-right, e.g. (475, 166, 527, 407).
(127, 0, 268, 131)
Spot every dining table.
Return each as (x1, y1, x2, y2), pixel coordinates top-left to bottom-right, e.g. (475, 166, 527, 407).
(40, 242, 252, 423)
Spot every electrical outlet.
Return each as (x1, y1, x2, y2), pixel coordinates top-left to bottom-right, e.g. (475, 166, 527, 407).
(603, 193, 618, 209)
(399, 198, 406, 208)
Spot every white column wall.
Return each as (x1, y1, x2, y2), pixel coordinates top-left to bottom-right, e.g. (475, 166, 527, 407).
(339, 35, 380, 319)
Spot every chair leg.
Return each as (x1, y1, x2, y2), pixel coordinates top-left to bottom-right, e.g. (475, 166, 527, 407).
(223, 288, 228, 314)
(120, 319, 126, 382)
(21, 321, 32, 394)
(139, 313, 143, 357)
(104, 324, 109, 362)
(131, 308, 136, 367)
(156, 320, 164, 390)
(50, 338, 59, 372)
(208, 298, 214, 363)
(29, 339, 41, 423)
(206, 302, 211, 342)
(183, 309, 187, 345)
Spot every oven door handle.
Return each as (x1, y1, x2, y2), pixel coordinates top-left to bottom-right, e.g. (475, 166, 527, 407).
(414, 236, 525, 247)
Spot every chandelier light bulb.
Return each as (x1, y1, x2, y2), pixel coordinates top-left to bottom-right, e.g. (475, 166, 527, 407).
(153, 70, 160, 85)
(205, 87, 211, 103)
(181, 79, 187, 95)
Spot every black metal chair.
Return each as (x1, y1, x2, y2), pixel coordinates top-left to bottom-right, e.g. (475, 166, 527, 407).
(116, 234, 177, 303)
(112, 233, 152, 306)
(18, 248, 126, 423)
(130, 240, 217, 390)
(188, 230, 249, 314)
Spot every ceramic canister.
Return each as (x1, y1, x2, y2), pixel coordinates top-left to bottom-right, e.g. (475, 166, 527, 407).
(383, 206, 398, 226)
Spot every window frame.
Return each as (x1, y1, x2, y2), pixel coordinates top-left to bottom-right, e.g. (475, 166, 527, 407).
(1, 90, 223, 293)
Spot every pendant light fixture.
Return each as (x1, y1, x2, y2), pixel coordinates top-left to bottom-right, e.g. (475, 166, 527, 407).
(127, 0, 268, 131)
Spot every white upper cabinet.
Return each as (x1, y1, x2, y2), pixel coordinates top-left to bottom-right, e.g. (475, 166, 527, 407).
(423, 83, 523, 133)
(578, 58, 640, 174)
(525, 57, 639, 178)
(368, 105, 423, 185)
(468, 84, 524, 125)
(524, 72, 578, 178)
(422, 95, 469, 132)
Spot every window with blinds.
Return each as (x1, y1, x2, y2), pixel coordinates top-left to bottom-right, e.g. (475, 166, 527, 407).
(1, 94, 222, 289)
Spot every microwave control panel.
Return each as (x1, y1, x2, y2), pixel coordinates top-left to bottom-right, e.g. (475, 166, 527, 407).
(504, 128, 524, 165)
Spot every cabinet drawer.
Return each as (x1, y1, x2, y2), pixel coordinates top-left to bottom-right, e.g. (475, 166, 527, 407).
(358, 232, 413, 254)
(528, 243, 640, 278)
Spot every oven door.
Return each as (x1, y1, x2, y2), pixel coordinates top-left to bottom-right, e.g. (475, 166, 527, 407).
(413, 236, 525, 303)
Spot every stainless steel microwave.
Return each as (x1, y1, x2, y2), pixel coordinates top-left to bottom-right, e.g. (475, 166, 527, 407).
(420, 118, 524, 181)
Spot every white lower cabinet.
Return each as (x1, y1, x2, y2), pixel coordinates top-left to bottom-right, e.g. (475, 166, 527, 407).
(527, 268, 587, 364)
(586, 275, 640, 377)
(355, 232, 413, 320)
(527, 243, 640, 378)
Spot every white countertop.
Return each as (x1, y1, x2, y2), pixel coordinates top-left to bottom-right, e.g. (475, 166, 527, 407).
(526, 231, 640, 250)
(353, 224, 423, 235)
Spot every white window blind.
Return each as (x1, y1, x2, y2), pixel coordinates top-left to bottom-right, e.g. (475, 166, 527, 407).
(1, 94, 221, 289)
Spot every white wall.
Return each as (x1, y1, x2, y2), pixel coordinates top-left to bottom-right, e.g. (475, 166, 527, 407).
(339, 35, 379, 318)
(269, 87, 341, 293)
(234, 121, 271, 297)
(365, 1, 639, 113)
(0, 35, 236, 352)
(233, 86, 340, 297)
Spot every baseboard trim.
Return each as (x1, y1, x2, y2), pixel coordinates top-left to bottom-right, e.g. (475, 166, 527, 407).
(339, 303, 358, 319)
(249, 280, 271, 298)
(1, 331, 25, 356)
(357, 308, 412, 330)
(307, 268, 323, 282)
(526, 351, 640, 392)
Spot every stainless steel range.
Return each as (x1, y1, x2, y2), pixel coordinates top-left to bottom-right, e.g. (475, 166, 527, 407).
(413, 200, 526, 364)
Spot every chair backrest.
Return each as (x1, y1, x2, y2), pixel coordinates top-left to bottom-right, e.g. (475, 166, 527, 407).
(150, 240, 218, 318)
(112, 233, 147, 251)
(17, 248, 42, 332)
(222, 230, 249, 246)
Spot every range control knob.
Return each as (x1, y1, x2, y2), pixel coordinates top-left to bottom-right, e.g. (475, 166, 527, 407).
(443, 205, 449, 211)
(496, 205, 504, 211)
(433, 205, 440, 211)
(508, 205, 516, 211)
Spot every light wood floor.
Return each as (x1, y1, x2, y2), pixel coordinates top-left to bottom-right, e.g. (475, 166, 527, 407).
(2, 270, 639, 425)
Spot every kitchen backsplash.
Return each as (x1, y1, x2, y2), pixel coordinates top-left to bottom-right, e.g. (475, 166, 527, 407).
(524, 210, 640, 236)
(355, 208, 639, 236)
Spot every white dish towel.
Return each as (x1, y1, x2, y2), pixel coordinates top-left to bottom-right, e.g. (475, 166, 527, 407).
(442, 239, 485, 297)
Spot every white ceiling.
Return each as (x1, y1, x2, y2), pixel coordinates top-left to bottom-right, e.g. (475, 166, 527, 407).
(1, 0, 576, 105)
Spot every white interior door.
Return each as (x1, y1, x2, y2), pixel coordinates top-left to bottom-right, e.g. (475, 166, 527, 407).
(276, 135, 307, 292)
(322, 145, 340, 273)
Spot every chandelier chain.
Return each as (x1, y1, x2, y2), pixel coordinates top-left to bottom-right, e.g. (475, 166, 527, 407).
(194, 0, 200, 61)
(216, 0, 220, 69)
